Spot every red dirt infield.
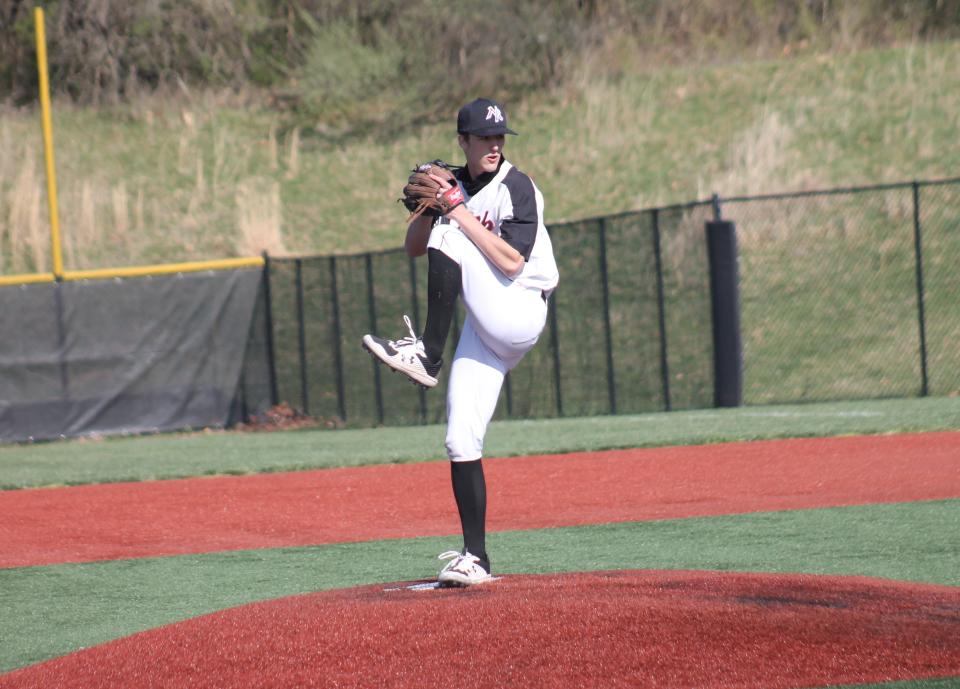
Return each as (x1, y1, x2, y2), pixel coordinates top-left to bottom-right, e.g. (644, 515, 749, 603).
(2, 570, 959, 689)
(3, 431, 959, 568)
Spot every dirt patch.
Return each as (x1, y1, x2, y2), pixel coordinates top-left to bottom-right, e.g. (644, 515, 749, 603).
(232, 403, 338, 432)
(3, 570, 958, 689)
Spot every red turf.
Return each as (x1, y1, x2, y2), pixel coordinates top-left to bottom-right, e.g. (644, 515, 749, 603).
(2, 570, 958, 689)
(2, 432, 959, 568)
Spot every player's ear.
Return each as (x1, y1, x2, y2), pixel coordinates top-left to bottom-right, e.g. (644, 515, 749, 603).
(457, 133, 469, 153)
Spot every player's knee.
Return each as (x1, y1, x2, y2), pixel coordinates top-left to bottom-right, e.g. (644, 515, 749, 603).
(445, 434, 482, 462)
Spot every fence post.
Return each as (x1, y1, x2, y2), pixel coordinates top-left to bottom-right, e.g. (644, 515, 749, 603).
(598, 217, 617, 414)
(294, 258, 309, 415)
(652, 209, 672, 412)
(329, 256, 347, 422)
(261, 252, 279, 407)
(912, 181, 930, 397)
(365, 254, 384, 424)
(705, 220, 743, 407)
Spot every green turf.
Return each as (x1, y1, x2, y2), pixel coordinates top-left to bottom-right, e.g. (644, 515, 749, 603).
(836, 680, 960, 689)
(1, 396, 958, 489)
(1, 499, 957, 674)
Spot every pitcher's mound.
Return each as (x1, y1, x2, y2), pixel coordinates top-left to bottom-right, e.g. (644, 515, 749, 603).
(4, 570, 960, 689)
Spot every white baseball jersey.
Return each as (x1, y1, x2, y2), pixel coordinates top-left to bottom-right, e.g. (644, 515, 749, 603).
(426, 159, 559, 461)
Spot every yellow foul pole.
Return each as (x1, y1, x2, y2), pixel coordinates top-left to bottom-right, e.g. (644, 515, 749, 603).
(34, 7, 64, 280)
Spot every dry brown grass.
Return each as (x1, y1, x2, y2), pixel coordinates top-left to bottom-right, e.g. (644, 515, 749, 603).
(284, 127, 301, 181)
(1, 137, 47, 273)
(699, 105, 814, 219)
(235, 179, 285, 257)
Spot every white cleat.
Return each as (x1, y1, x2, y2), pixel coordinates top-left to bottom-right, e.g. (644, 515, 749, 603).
(362, 315, 442, 388)
(437, 550, 494, 587)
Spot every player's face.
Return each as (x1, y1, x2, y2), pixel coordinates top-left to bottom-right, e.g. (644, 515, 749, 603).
(460, 134, 505, 177)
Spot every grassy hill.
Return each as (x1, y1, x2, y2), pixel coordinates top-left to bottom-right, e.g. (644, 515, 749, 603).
(1, 40, 958, 274)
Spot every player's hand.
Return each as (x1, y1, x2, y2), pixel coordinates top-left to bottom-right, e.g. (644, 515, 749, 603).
(429, 173, 463, 215)
(428, 172, 452, 192)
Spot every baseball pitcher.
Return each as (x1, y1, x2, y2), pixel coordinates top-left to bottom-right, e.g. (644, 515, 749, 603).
(363, 97, 559, 586)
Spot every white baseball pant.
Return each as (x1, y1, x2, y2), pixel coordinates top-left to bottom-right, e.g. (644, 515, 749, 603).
(427, 224, 548, 461)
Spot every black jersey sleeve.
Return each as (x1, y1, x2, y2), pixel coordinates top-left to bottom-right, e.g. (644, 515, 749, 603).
(499, 167, 540, 261)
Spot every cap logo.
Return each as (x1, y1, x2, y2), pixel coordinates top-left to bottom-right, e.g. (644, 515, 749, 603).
(485, 105, 504, 123)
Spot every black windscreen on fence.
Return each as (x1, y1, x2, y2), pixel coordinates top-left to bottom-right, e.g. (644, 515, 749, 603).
(246, 178, 960, 430)
(234, 267, 276, 424)
(1, 269, 262, 443)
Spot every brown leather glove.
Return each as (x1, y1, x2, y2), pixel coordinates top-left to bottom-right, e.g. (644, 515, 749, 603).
(400, 160, 464, 221)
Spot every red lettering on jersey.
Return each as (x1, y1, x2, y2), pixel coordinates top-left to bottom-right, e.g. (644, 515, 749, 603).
(475, 210, 495, 232)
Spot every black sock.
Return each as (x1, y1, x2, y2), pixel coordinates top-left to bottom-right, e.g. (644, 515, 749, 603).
(422, 249, 461, 364)
(450, 459, 489, 571)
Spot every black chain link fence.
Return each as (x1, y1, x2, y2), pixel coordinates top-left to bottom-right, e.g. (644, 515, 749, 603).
(238, 178, 960, 427)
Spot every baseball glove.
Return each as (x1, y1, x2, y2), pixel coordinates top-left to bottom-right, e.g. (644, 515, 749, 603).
(400, 160, 465, 221)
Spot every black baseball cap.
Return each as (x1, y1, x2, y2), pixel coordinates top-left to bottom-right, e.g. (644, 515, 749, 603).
(456, 98, 518, 136)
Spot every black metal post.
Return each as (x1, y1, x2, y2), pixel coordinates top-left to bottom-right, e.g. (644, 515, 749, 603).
(705, 220, 743, 408)
(652, 209, 672, 411)
(711, 193, 722, 221)
(329, 256, 347, 421)
(261, 252, 279, 407)
(912, 181, 930, 397)
(408, 255, 427, 423)
(504, 371, 513, 416)
(549, 295, 563, 416)
(598, 217, 617, 414)
(365, 254, 384, 424)
(294, 258, 309, 414)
